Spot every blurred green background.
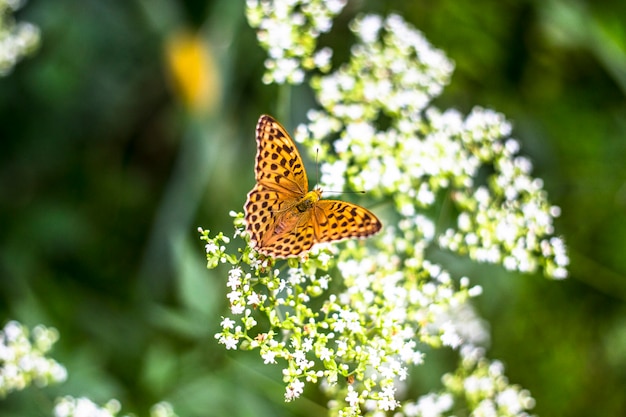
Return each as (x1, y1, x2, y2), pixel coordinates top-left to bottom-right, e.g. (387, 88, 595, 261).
(1, 0, 625, 416)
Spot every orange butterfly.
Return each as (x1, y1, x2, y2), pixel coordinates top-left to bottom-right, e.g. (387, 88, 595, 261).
(244, 115, 381, 258)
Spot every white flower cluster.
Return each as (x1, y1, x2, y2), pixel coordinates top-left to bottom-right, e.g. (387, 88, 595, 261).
(321, 250, 489, 416)
(54, 397, 128, 417)
(246, 0, 346, 84)
(204, 219, 489, 414)
(295, 14, 568, 280)
(442, 347, 537, 417)
(204, 217, 499, 415)
(202, 2, 569, 416)
(0, 320, 67, 397)
(402, 349, 536, 417)
(434, 108, 569, 279)
(0, 0, 40, 76)
(54, 397, 178, 417)
(313, 14, 453, 120)
(1, 320, 179, 417)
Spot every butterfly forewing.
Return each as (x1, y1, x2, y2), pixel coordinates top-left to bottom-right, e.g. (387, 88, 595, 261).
(244, 114, 381, 258)
(254, 115, 308, 196)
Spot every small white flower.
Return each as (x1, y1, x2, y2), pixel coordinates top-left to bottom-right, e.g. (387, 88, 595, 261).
(355, 14, 382, 44)
(205, 241, 218, 254)
(247, 292, 261, 305)
(220, 317, 236, 330)
(285, 379, 305, 401)
(410, 393, 454, 417)
(313, 47, 332, 69)
(496, 387, 525, 414)
(230, 303, 245, 315)
(222, 335, 239, 350)
(262, 350, 277, 364)
(227, 268, 243, 289)
(302, 337, 313, 352)
(440, 322, 463, 349)
(325, 0, 347, 14)
(377, 384, 399, 411)
(226, 290, 242, 303)
(345, 386, 359, 406)
(318, 346, 332, 361)
(150, 402, 178, 417)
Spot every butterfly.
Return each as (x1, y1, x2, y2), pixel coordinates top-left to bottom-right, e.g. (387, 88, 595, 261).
(244, 115, 382, 258)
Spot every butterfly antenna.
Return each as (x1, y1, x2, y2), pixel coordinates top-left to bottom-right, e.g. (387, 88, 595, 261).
(315, 148, 319, 184)
(325, 190, 366, 194)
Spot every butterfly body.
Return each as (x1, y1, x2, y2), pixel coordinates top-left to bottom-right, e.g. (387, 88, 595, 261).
(295, 190, 321, 212)
(244, 115, 381, 258)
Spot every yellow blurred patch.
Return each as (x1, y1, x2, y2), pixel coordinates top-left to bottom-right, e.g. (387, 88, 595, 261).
(164, 30, 220, 113)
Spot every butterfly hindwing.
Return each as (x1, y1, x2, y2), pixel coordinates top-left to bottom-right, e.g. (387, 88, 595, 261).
(244, 183, 299, 250)
(312, 200, 382, 243)
(256, 209, 317, 258)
